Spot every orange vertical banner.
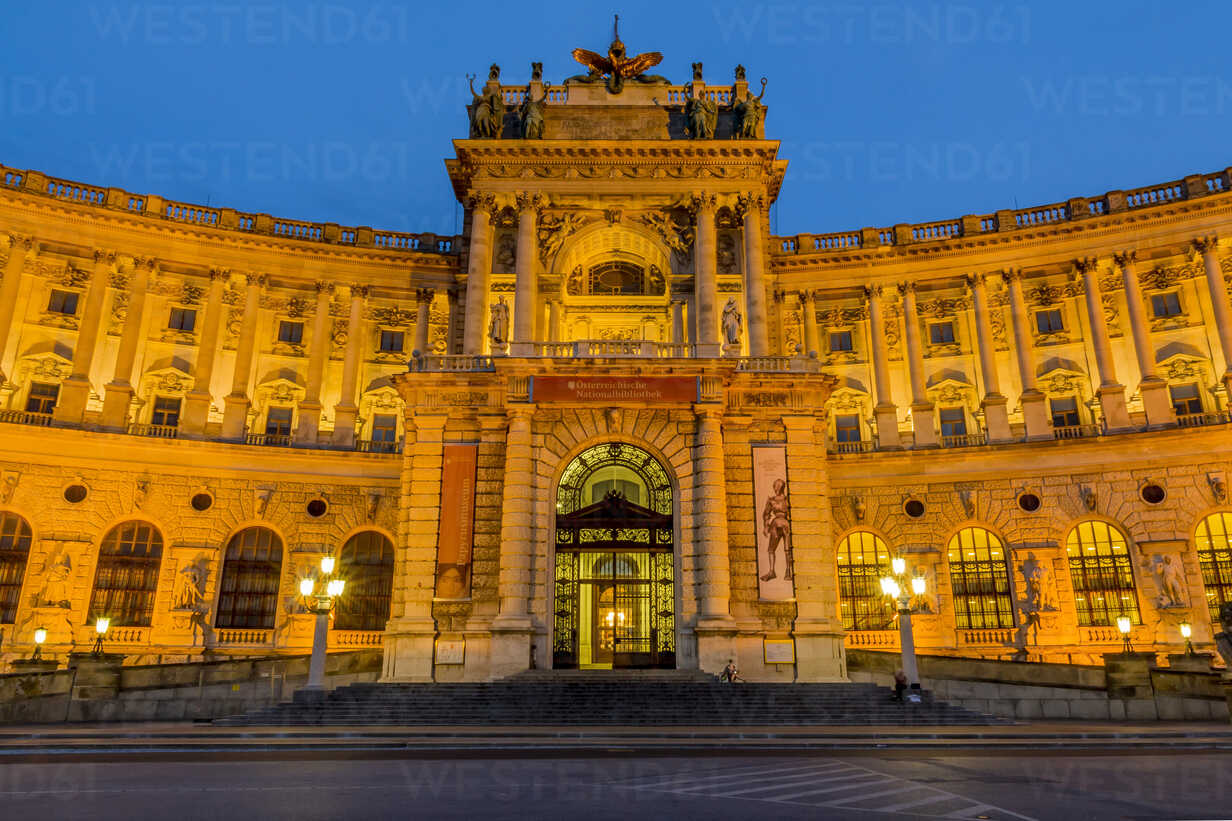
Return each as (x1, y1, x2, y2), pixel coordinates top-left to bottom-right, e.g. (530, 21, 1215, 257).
(435, 443, 478, 599)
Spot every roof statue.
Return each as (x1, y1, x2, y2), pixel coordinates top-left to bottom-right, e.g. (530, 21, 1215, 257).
(568, 14, 666, 94)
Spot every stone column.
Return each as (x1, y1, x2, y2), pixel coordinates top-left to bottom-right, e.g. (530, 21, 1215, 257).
(1116, 251, 1174, 428)
(866, 285, 902, 449)
(0, 234, 34, 383)
(671, 299, 686, 346)
(899, 282, 937, 447)
(100, 257, 153, 430)
(381, 413, 444, 682)
(491, 406, 535, 677)
(783, 414, 847, 681)
(1002, 269, 1051, 441)
(54, 250, 115, 425)
(800, 290, 820, 357)
(511, 193, 540, 355)
(1077, 258, 1132, 431)
(221, 274, 265, 440)
(462, 195, 495, 355)
(1195, 237, 1232, 397)
(967, 273, 1013, 443)
(179, 269, 228, 435)
(548, 299, 562, 343)
(331, 285, 368, 447)
(739, 193, 770, 356)
(693, 195, 720, 354)
(412, 288, 434, 355)
(295, 282, 334, 443)
(694, 406, 736, 673)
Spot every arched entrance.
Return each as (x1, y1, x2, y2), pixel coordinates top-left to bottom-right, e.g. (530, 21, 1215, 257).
(552, 442, 676, 669)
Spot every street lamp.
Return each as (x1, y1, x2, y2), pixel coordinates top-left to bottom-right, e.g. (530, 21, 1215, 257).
(300, 555, 346, 691)
(1179, 621, 1194, 656)
(1116, 614, 1133, 655)
(31, 627, 47, 662)
(91, 617, 110, 658)
(881, 557, 928, 695)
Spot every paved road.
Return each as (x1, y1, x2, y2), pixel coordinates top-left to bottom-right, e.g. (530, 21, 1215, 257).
(1, 752, 1229, 820)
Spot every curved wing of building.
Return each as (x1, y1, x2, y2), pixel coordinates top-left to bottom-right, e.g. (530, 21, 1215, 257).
(1, 51, 1230, 681)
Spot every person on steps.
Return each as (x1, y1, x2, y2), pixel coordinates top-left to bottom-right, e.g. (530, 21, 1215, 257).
(893, 669, 908, 702)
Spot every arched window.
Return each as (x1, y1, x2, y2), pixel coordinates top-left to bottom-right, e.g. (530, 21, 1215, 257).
(946, 527, 1014, 629)
(216, 527, 283, 629)
(836, 531, 896, 631)
(0, 512, 33, 623)
(333, 531, 394, 632)
(1195, 513, 1232, 624)
(89, 521, 164, 626)
(1066, 521, 1140, 626)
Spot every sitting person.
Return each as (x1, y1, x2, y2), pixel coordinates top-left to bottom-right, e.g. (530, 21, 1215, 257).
(720, 658, 744, 683)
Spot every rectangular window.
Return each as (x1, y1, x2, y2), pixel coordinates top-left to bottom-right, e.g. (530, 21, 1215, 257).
(939, 406, 966, 437)
(167, 307, 196, 332)
(828, 331, 853, 353)
(1035, 309, 1064, 333)
(929, 322, 955, 344)
(1151, 292, 1182, 318)
(25, 382, 58, 415)
(1170, 383, 1203, 416)
(379, 330, 404, 353)
(1050, 396, 1080, 427)
(150, 396, 181, 428)
(265, 406, 293, 437)
(371, 414, 398, 443)
(834, 414, 861, 443)
(277, 320, 304, 344)
(47, 289, 79, 315)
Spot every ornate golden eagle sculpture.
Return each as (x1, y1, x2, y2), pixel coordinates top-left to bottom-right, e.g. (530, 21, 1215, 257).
(569, 15, 664, 94)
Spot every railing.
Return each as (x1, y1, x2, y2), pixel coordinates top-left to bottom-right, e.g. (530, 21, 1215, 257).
(127, 423, 179, 439)
(46, 177, 105, 204)
(165, 202, 219, 225)
(331, 630, 384, 648)
(355, 438, 402, 455)
(940, 432, 987, 448)
(1125, 182, 1183, 208)
(1178, 411, 1232, 428)
(829, 440, 876, 455)
(1015, 203, 1069, 227)
(911, 221, 960, 241)
(959, 628, 1015, 646)
(244, 433, 293, 447)
(1053, 424, 1101, 440)
(0, 410, 53, 427)
(273, 220, 322, 241)
(411, 354, 496, 372)
(1081, 626, 1124, 644)
(734, 355, 820, 373)
(844, 630, 899, 649)
(106, 626, 149, 645)
(216, 629, 272, 645)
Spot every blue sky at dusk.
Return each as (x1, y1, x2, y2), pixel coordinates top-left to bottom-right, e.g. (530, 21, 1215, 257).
(3, 1, 1228, 237)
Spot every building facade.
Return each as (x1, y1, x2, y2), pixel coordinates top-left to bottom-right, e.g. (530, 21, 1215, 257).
(1, 44, 1232, 682)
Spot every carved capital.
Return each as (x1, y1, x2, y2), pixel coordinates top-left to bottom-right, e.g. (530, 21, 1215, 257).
(416, 287, 435, 304)
(92, 248, 117, 266)
(245, 271, 268, 288)
(465, 192, 499, 217)
(897, 281, 916, 297)
(735, 192, 765, 219)
(6, 233, 34, 255)
(1000, 268, 1023, 285)
(515, 192, 543, 214)
(1113, 250, 1137, 269)
(688, 192, 717, 217)
(208, 267, 230, 281)
(314, 280, 334, 295)
(1192, 235, 1219, 256)
(1072, 257, 1099, 275)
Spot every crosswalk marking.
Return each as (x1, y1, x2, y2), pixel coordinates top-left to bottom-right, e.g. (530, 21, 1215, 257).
(611, 760, 1038, 820)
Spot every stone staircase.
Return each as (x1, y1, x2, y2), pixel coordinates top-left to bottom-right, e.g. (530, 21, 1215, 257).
(215, 670, 1005, 726)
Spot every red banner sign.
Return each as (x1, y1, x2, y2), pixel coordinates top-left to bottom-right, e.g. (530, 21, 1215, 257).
(435, 443, 477, 599)
(531, 376, 697, 404)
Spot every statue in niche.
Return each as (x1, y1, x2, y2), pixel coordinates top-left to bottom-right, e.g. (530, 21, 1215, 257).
(733, 78, 768, 139)
(1216, 603, 1232, 669)
(1146, 554, 1187, 608)
(684, 89, 717, 139)
(38, 551, 72, 608)
(647, 266, 665, 296)
(173, 556, 210, 646)
(721, 297, 742, 346)
(488, 297, 510, 346)
(1017, 552, 1057, 614)
(467, 74, 505, 139)
(519, 84, 551, 139)
(717, 234, 738, 274)
(566, 266, 584, 296)
(494, 234, 516, 269)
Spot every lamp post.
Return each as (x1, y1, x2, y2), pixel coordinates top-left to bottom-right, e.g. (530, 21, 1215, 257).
(31, 627, 47, 662)
(299, 555, 345, 691)
(91, 617, 110, 658)
(881, 556, 928, 693)
(1179, 621, 1194, 656)
(1116, 614, 1134, 655)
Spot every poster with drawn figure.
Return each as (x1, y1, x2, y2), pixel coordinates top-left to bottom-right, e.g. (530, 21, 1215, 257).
(753, 445, 795, 601)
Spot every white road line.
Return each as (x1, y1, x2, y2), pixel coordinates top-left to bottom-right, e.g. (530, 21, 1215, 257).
(606, 761, 827, 784)
(877, 793, 973, 813)
(670, 767, 858, 795)
(825, 784, 923, 805)
(768, 775, 898, 801)
(699, 770, 869, 797)
(620, 762, 840, 790)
